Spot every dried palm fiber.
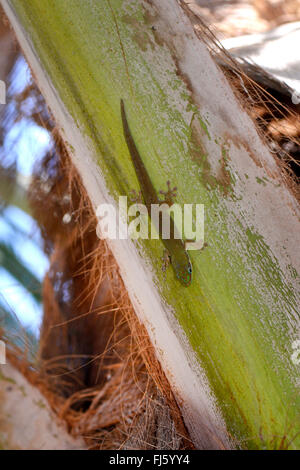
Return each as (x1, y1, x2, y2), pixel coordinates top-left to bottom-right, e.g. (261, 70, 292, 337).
(24, 121, 192, 448)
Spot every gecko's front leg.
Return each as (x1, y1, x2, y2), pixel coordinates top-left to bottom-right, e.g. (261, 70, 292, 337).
(161, 249, 171, 273)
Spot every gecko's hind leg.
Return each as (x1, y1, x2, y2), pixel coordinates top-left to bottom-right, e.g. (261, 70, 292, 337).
(129, 189, 143, 204)
(159, 180, 177, 206)
(161, 249, 171, 274)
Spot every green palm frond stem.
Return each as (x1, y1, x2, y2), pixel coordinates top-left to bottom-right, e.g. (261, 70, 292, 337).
(0, 241, 42, 303)
(1, 0, 299, 449)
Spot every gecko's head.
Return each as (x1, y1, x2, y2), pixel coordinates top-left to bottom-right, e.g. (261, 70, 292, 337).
(173, 257, 192, 287)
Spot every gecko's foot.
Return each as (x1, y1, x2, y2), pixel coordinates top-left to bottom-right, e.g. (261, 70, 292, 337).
(184, 240, 208, 250)
(159, 180, 177, 206)
(161, 249, 171, 273)
(129, 189, 143, 204)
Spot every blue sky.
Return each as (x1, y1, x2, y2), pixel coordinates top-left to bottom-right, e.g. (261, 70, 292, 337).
(0, 55, 51, 337)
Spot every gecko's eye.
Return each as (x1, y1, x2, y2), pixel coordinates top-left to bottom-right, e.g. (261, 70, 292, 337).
(188, 265, 192, 274)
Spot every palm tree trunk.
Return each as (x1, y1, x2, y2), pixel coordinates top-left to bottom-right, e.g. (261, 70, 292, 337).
(0, 361, 86, 449)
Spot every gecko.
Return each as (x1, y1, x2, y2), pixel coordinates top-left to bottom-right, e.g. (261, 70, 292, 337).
(120, 99, 192, 287)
